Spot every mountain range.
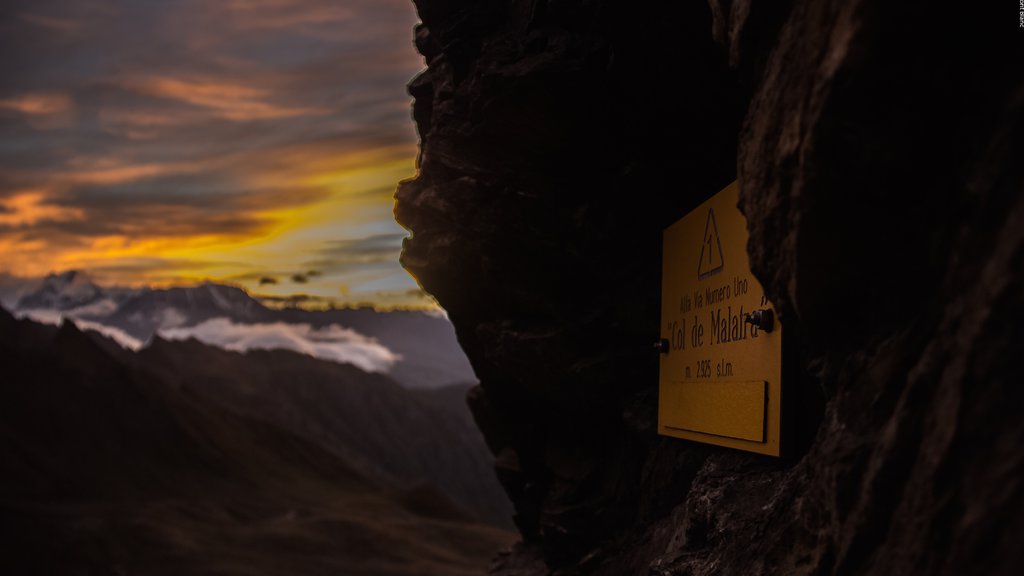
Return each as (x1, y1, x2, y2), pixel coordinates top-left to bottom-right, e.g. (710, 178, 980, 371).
(10, 271, 477, 389)
(0, 305, 514, 574)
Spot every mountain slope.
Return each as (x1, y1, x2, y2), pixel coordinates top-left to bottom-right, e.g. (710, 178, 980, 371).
(0, 307, 513, 575)
(138, 336, 513, 526)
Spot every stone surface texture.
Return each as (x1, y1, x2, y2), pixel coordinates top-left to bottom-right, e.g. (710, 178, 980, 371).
(395, 0, 1024, 573)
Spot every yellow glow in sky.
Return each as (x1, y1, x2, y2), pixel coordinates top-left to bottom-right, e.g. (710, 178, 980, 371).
(0, 0, 428, 309)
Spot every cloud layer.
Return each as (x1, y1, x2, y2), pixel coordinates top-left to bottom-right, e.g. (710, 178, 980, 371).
(17, 308, 145, 351)
(158, 318, 399, 372)
(0, 0, 428, 308)
(17, 306, 400, 373)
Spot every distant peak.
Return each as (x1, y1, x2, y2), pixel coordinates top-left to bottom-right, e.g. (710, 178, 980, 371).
(44, 269, 91, 285)
(17, 269, 105, 312)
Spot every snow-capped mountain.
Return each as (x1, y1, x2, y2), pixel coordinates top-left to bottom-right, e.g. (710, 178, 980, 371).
(9, 271, 476, 389)
(102, 283, 264, 337)
(15, 270, 109, 312)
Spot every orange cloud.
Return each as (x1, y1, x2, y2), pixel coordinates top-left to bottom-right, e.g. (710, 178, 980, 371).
(98, 108, 201, 139)
(0, 92, 74, 129)
(129, 76, 328, 121)
(62, 161, 203, 186)
(0, 191, 83, 226)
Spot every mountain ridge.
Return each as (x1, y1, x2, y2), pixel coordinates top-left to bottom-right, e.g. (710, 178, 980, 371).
(0, 304, 514, 574)
(12, 271, 477, 389)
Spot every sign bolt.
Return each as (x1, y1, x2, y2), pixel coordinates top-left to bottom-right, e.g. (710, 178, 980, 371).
(745, 309, 775, 333)
(655, 338, 670, 354)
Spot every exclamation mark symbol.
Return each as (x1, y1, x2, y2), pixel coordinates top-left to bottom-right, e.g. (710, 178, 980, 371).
(697, 208, 725, 279)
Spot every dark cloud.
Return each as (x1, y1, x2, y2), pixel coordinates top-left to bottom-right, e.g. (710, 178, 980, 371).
(256, 293, 332, 308)
(0, 182, 331, 242)
(301, 233, 406, 274)
(289, 268, 326, 284)
(258, 276, 277, 285)
(324, 233, 406, 256)
(259, 294, 310, 303)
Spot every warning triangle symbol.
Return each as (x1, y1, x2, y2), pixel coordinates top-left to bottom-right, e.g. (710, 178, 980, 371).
(697, 208, 725, 279)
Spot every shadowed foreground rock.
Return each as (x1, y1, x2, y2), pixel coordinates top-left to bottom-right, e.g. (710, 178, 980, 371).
(395, 0, 1023, 574)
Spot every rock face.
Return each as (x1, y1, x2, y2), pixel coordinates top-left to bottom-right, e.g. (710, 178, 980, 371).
(395, 1, 1023, 574)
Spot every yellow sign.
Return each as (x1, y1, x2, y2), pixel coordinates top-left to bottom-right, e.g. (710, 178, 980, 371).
(659, 181, 783, 456)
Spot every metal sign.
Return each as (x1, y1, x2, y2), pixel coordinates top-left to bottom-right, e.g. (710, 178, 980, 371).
(658, 181, 783, 456)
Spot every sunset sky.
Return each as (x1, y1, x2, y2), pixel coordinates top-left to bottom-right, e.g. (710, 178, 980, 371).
(0, 0, 430, 308)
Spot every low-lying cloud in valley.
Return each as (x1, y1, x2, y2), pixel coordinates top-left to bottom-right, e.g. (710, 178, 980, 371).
(16, 307, 400, 373)
(18, 308, 145, 351)
(158, 318, 399, 373)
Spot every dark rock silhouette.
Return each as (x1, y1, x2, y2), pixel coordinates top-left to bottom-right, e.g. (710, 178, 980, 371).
(396, 0, 1023, 574)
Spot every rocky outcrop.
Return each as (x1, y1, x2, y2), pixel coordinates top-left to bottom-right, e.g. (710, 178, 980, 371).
(395, 0, 1024, 574)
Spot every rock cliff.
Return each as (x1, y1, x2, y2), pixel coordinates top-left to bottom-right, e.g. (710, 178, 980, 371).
(395, 1, 1024, 573)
